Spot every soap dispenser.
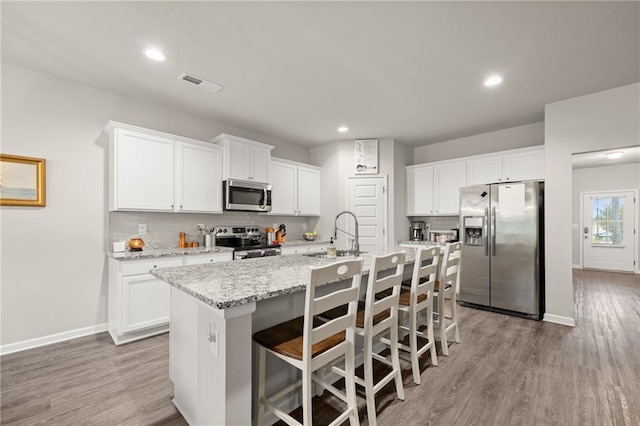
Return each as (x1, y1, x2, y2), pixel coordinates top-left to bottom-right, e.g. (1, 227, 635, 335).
(327, 237, 337, 259)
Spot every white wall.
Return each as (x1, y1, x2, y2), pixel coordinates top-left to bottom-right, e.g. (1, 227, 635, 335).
(572, 163, 640, 267)
(393, 141, 414, 243)
(0, 63, 310, 347)
(545, 83, 640, 326)
(413, 122, 544, 164)
(309, 138, 407, 250)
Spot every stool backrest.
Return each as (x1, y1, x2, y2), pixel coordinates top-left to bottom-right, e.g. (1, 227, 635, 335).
(439, 242, 462, 291)
(410, 246, 441, 306)
(304, 259, 363, 360)
(363, 252, 406, 332)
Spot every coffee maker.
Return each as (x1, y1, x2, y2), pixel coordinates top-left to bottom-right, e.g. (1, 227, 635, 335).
(410, 221, 426, 241)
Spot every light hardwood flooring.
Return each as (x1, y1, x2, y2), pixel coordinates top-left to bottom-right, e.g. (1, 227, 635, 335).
(2, 269, 639, 425)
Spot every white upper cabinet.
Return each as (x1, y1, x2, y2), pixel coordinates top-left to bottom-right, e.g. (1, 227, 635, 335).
(270, 158, 321, 216)
(466, 146, 544, 185)
(434, 161, 466, 215)
(407, 161, 466, 216)
(502, 147, 544, 182)
(406, 164, 434, 215)
(211, 134, 274, 183)
(407, 146, 544, 217)
(176, 141, 223, 213)
(107, 122, 223, 213)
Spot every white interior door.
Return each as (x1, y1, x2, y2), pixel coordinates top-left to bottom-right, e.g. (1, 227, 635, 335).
(347, 176, 387, 254)
(582, 191, 636, 272)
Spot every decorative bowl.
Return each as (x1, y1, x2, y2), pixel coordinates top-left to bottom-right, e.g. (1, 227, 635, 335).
(303, 234, 317, 241)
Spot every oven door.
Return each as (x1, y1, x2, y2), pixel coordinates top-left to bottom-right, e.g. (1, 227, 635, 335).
(224, 179, 272, 212)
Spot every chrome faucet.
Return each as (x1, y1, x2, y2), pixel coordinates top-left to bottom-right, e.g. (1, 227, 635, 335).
(333, 210, 360, 255)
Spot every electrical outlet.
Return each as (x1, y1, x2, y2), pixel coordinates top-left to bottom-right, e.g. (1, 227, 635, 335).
(138, 224, 147, 234)
(197, 224, 205, 232)
(302, 223, 307, 231)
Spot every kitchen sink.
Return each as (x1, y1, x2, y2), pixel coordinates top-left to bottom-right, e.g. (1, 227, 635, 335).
(303, 250, 367, 258)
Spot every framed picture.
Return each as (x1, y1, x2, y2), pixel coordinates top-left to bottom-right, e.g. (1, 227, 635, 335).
(354, 139, 378, 174)
(0, 154, 46, 207)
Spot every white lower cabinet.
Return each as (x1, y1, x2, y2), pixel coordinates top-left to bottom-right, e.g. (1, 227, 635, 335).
(108, 252, 232, 345)
(281, 243, 326, 255)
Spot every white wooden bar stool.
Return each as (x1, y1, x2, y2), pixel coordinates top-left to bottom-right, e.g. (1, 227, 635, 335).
(322, 252, 406, 426)
(394, 246, 441, 384)
(433, 242, 462, 356)
(253, 259, 363, 426)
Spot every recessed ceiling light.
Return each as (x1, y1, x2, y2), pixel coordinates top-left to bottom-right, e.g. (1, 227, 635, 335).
(483, 75, 503, 87)
(144, 48, 166, 62)
(606, 151, 624, 160)
(337, 126, 349, 133)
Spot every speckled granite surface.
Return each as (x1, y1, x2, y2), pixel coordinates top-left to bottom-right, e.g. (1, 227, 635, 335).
(107, 246, 234, 260)
(150, 247, 418, 310)
(398, 240, 442, 247)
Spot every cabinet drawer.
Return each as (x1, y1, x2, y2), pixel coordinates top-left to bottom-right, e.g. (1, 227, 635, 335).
(121, 258, 183, 276)
(185, 253, 233, 265)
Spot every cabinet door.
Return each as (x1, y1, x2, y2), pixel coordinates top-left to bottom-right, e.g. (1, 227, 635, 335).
(227, 141, 252, 180)
(270, 162, 297, 215)
(297, 166, 321, 216)
(251, 147, 271, 183)
(503, 148, 544, 182)
(467, 155, 503, 185)
(434, 161, 466, 215)
(176, 142, 223, 213)
(406, 165, 434, 215)
(114, 130, 174, 211)
(121, 274, 170, 333)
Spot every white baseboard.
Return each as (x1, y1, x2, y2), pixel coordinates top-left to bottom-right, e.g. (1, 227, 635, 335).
(572, 264, 582, 269)
(543, 313, 575, 327)
(0, 323, 108, 356)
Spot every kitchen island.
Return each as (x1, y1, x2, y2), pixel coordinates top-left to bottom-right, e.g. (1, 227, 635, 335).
(151, 248, 423, 425)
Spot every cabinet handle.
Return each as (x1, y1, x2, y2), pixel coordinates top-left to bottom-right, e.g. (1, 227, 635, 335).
(171, 204, 174, 208)
(180, 205, 183, 210)
(153, 265, 157, 268)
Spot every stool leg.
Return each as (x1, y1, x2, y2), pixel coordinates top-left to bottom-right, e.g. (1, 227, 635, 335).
(345, 341, 359, 426)
(427, 302, 438, 367)
(390, 313, 405, 399)
(364, 337, 377, 426)
(409, 306, 421, 385)
(256, 344, 266, 426)
(452, 293, 461, 343)
(302, 366, 313, 426)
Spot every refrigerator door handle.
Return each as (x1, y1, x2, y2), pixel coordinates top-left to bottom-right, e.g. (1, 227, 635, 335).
(491, 206, 497, 256)
(484, 207, 489, 256)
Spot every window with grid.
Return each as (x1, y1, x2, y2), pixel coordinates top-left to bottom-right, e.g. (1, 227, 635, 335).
(591, 197, 624, 245)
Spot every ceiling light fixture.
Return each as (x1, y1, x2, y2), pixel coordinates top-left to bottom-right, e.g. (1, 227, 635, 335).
(483, 75, 503, 87)
(337, 126, 349, 133)
(144, 48, 166, 62)
(606, 151, 624, 160)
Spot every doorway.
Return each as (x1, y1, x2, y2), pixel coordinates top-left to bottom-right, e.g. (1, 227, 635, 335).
(345, 176, 388, 254)
(581, 190, 637, 272)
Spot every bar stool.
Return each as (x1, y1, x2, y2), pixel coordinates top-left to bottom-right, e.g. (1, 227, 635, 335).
(322, 252, 406, 426)
(253, 259, 363, 426)
(394, 246, 441, 384)
(433, 242, 462, 356)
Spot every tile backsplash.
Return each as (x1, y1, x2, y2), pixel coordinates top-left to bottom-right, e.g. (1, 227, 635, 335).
(109, 211, 318, 249)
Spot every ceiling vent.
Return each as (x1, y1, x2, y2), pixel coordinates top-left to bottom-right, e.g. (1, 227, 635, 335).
(178, 72, 223, 93)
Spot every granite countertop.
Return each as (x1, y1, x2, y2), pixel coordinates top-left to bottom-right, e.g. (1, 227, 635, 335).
(107, 246, 234, 260)
(398, 240, 442, 246)
(150, 246, 419, 310)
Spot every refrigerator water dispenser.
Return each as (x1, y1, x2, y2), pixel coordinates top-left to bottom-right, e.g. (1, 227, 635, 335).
(463, 216, 484, 246)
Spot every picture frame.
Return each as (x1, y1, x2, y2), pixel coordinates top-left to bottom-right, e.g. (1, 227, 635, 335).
(354, 139, 378, 174)
(0, 154, 46, 207)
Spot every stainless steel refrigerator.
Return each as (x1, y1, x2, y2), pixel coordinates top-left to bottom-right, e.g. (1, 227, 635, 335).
(459, 181, 544, 320)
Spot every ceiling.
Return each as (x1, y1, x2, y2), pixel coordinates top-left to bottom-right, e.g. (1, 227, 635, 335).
(2, 1, 639, 148)
(572, 146, 640, 169)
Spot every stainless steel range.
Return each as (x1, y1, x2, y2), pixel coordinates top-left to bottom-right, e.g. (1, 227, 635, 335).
(215, 226, 281, 260)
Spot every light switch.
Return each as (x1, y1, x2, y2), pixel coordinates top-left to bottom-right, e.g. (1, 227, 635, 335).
(138, 224, 147, 234)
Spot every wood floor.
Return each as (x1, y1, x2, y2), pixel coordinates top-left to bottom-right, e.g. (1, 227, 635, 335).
(2, 269, 639, 425)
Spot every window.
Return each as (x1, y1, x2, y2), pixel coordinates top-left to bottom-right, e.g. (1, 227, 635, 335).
(591, 197, 625, 245)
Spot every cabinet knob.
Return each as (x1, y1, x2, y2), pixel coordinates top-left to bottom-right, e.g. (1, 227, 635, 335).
(180, 205, 183, 209)
(506, 177, 510, 180)
(153, 265, 157, 268)
(171, 204, 174, 208)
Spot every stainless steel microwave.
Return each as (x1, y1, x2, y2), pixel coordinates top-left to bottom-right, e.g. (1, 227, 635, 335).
(224, 179, 272, 212)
